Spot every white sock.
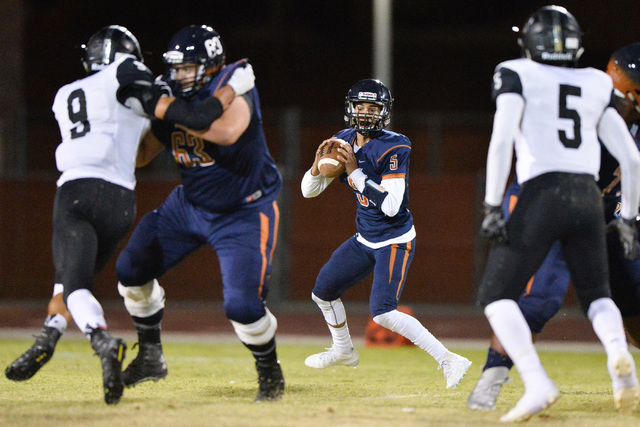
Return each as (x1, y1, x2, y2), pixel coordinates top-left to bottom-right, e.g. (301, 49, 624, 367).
(66, 289, 107, 337)
(373, 310, 448, 362)
(44, 313, 68, 334)
(312, 293, 353, 353)
(588, 297, 629, 358)
(485, 299, 549, 388)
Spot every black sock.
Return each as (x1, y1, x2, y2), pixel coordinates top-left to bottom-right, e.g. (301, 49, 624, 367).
(483, 347, 514, 370)
(243, 337, 278, 367)
(132, 309, 164, 344)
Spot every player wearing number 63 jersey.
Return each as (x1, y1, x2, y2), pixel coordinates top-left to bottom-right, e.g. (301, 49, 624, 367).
(477, 6, 640, 422)
(4, 25, 254, 404)
(113, 25, 285, 403)
(301, 79, 471, 389)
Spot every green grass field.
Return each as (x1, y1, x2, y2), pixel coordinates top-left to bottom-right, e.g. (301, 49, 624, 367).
(0, 333, 638, 426)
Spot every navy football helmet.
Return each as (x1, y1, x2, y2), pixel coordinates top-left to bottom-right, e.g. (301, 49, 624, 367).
(518, 5, 583, 66)
(82, 25, 143, 74)
(344, 79, 393, 137)
(163, 25, 226, 99)
(608, 43, 640, 117)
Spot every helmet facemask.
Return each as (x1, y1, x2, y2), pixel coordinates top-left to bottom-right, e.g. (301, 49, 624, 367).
(346, 101, 390, 138)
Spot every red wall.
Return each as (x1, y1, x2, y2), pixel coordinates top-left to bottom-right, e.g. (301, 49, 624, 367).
(0, 173, 480, 305)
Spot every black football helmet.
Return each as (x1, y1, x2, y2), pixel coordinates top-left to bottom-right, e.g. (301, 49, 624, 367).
(608, 43, 640, 119)
(344, 79, 393, 138)
(82, 25, 143, 74)
(518, 5, 583, 67)
(163, 25, 226, 99)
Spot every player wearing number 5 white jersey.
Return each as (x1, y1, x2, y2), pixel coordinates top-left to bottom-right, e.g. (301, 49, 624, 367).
(5, 25, 255, 404)
(477, 5, 640, 422)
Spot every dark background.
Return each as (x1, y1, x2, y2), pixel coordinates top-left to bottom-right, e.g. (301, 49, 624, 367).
(1, 1, 639, 308)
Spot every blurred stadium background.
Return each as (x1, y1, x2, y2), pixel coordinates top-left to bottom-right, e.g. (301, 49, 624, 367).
(0, 1, 637, 339)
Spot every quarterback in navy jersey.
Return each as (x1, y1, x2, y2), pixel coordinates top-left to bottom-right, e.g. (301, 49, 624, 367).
(113, 25, 284, 402)
(301, 79, 471, 388)
(469, 42, 640, 412)
(477, 6, 640, 421)
(3, 25, 254, 403)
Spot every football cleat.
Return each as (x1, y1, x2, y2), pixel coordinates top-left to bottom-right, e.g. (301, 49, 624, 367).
(256, 361, 285, 402)
(90, 328, 127, 405)
(122, 342, 168, 387)
(499, 381, 560, 423)
(304, 345, 359, 369)
(5, 326, 62, 381)
(439, 351, 472, 389)
(609, 351, 640, 414)
(467, 366, 511, 410)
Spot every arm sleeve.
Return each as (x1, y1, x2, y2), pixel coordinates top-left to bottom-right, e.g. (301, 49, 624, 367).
(379, 177, 405, 217)
(301, 168, 334, 198)
(163, 96, 224, 130)
(484, 92, 524, 206)
(598, 107, 640, 220)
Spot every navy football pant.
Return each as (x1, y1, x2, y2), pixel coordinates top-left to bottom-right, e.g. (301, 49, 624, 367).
(116, 186, 279, 324)
(312, 236, 415, 318)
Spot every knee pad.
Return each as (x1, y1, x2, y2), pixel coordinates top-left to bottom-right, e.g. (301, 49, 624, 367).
(230, 308, 277, 346)
(118, 279, 165, 318)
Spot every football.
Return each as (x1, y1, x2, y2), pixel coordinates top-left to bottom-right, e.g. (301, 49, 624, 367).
(318, 139, 347, 178)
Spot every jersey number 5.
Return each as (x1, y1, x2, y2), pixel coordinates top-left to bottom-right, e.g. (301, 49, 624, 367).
(67, 89, 91, 139)
(558, 84, 582, 149)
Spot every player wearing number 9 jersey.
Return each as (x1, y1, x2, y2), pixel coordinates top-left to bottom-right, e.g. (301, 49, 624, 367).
(4, 25, 254, 404)
(300, 79, 471, 389)
(477, 6, 640, 421)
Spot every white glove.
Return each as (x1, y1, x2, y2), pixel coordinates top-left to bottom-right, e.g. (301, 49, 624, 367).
(227, 64, 255, 95)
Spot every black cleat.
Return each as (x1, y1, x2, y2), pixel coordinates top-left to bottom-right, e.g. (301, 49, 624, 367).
(122, 342, 168, 387)
(5, 326, 62, 381)
(90, 328, 126, 405)
(255, 361, 285, 402)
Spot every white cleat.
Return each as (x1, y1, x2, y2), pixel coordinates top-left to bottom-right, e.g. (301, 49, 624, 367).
(467, 366, 511, 410)
(304, 345, 359, 369)
(609, 351, 640, 414)
(499, 383, 560, 423)
(439, 352, 472, 389)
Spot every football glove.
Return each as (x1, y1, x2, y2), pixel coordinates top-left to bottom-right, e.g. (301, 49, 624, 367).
(227, 64, 255, 96)
(481, 202, 508, 244)
(608, 217, 639, 260)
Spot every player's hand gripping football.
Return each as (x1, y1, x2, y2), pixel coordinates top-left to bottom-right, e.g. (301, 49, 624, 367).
(608, 216, 639, 259)
(335, 142, 357, 175)
(481, 202, 508, 244)
(310, 140, 330, 176)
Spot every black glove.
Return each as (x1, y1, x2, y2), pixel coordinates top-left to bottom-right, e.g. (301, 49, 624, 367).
(142, 77, 173, 116)
(608, 217, 639, 260)
(481, 202, 508, 244)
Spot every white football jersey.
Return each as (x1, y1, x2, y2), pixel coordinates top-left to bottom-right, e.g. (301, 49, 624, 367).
(493, 58, 613, 183)
(52, 55, 151, 190)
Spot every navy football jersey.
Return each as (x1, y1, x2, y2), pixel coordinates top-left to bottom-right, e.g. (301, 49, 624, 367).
(334, 128, 413, 243)
(151, 60, 281, 212)
(599, 125, 640, 222)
